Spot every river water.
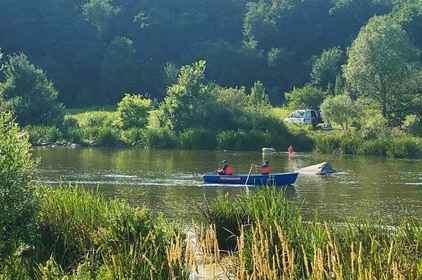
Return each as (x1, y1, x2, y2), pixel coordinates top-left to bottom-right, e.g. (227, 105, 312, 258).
(33, 147, 422, 224)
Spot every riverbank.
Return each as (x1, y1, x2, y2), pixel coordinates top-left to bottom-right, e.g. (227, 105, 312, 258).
(22, 107, 422, 159)
(2, 185, 421, 279)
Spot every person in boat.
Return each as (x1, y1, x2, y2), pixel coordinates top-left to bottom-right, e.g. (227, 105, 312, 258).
(218, 160, 233, 175)
(254, 160, 270, 175)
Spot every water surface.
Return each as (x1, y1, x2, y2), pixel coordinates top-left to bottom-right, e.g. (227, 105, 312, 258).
(33, 147, 422, 223)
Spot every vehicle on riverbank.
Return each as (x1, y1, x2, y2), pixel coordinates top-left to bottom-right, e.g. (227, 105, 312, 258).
(284, 109, 323, 127)
(202, 172, 298, 186)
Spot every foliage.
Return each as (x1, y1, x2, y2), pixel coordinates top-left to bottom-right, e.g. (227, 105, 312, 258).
(248, 80, 270, 107)
(68, 110, 120, 146)
(311, 46, 344, 90)
(142, 127, 178, 149)
(116, 94, 151, 129)
(0, 113, 39, 260)
(179, 128, 217, 150)
(320, 93, 356, 130)
(159, 60, 210, 132)
(100, 37, 139, 104)
(199, 187, 422, 278)
(343, 15, 421, 126)
(24, 125, 64, 144)
(0, 53, 64, 126)
(284, 84, 325, 110)
(0, 0, 414, 110)
(35, 185, 189, 279)
(81, 0, 120, 38)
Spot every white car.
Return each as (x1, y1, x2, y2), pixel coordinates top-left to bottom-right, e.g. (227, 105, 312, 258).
(284, 109, 321, 127)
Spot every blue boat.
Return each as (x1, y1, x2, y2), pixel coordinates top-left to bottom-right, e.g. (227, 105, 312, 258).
(202, 172, 298, 186)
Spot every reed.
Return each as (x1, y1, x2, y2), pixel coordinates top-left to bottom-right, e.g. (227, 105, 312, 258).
(198, 187, 422, 279)
(34, 184, 190, 279)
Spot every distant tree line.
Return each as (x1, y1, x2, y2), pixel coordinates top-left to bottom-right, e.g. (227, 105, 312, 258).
(0, 0, 419, 106)
(0, 0, 421, 135)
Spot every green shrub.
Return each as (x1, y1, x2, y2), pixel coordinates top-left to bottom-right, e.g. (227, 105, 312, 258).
(24, 125, 63, 144)
(358, 138, 390, 157)
(95, 127, 120, 147)
(217, 130, 237, 150)
(387, 137, 422, 158)
(313, 134, 342, 154)
(121, 127, 145, 147)
(61, 116, 83, 144)
(0, 113, 39, 259)
(116, 94, 151, 129)
(143, 127, 178, 148)
(179, 128, 217, 150)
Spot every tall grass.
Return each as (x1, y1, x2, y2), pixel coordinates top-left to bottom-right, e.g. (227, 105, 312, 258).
(32, 185, 192, 279)
(2, 185, 421, 279)
(198, 187, 422, 279)
(313, 133, 422, 158)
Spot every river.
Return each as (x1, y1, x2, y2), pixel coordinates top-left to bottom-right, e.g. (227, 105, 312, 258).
(33, 147, 422, 224)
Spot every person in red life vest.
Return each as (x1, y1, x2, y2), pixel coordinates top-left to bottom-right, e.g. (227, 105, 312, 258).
(254, 160, 270, 175)
(218, 160, 233, 175)
(288, 145, 294, 154)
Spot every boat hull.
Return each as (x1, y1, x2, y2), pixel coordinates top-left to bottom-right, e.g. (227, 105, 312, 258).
(203, 172, 298, 186)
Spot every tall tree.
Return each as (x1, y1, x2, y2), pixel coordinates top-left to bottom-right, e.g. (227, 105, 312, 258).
(311, 47, 344, 90)
(0, 53, 64, 126)
(343, 15, 421, 126)
(284, 84, 325, 109)
(100, 37, 139, 104)
(159, 60, 210, 131)
(249, 80, 270, 106)
(81, 0, 120, 38)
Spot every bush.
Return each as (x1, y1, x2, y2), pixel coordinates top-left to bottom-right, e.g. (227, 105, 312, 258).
(116, 94, 151, 129)
(121, 127, 146, 147)
(61, 117, 83, 144)
(387, 137, 422, 158)
(217, 130, 237, 150)
(24, 125, 64, 144)
(142, 127, 178, 148)
(0, 113, 39, 259)
(179, 128, 217, 150)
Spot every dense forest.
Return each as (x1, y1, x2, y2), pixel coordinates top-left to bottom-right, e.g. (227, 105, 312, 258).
(0, 0, 420, 107)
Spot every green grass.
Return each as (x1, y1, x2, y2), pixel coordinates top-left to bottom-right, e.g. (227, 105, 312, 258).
(0, 185, 191, 279)
(198, 187, 422, 279)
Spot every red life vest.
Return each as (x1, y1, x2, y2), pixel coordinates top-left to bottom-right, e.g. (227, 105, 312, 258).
(262, 166, 270, 175)
(225, 165, 233, 175)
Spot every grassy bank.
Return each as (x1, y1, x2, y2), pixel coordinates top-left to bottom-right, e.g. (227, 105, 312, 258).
(1, 186, 421, 279)
(1, 185, 192, 279)
(198, 187, 422, 279)
(23, 107, 422, 158)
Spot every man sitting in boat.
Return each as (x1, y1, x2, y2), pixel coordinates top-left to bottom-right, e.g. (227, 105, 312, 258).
(254, 160, 270, 175)
(218, 160, 233, 175)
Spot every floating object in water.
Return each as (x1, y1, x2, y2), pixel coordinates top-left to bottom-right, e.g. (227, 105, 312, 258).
(262, 147, 276, 153)
(297, 162, 336, 175)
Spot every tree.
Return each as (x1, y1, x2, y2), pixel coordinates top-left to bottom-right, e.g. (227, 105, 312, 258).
(320, 94, 355, 130)
(82, 0, 120, 38)
(284, 84, 325, 109)
(0, 53, 64, 126)
(249, 80, 270, 107)
(100, 37, 139, 105)
(311, 47, 344, 90)
(343, 15, 421, 126)
(159, 60, 210, 131)
(117, 94, 151, 129)
(0, 113, 39, 259)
